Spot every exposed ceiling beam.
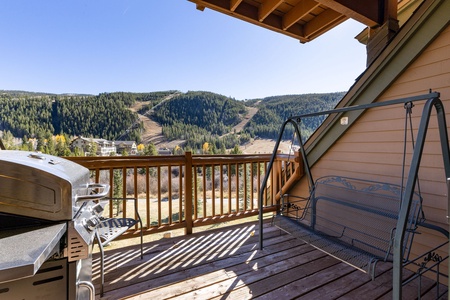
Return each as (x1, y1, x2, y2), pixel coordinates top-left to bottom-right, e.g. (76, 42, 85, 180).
(230, 0, 243, 11)
(304, 8, 348, 39)
(196, 4, 206, 11)
(385, 0, 398, 22)
(259, 0, 284, 22)
(190, 0, 311, 42)
(315, 0, 381, 27)
(283, 0, 320, 30)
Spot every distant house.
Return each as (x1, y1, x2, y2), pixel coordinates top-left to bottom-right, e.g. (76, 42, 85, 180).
(71, 137, 116, 156)
(115, 141, 137, 155)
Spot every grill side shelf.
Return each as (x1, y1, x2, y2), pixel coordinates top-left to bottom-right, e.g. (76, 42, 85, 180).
(0, 223, 66, 283)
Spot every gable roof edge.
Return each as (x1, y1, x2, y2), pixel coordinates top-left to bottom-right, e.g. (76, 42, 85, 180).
(304, 0, 450, 167)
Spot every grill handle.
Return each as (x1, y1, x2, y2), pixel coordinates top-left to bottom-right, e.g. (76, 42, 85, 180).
(76, 183, 111, 203)
(77, 280, 95, 300)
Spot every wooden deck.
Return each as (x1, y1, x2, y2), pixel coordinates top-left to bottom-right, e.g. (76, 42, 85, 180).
(93, 220, 447, 299)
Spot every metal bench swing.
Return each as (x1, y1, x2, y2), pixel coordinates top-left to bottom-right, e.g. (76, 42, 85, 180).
(258, 92, 450, 299)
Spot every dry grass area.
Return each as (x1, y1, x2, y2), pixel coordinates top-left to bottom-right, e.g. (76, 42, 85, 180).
(241, 139, 291, 154)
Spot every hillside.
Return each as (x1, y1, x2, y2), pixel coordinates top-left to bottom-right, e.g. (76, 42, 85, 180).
(0, 90, 345, 154)
(130, 92, 184, 149)
(133, 99, 259, 151)
(244, 92, 345, 141)
(152, 91, 247, 135)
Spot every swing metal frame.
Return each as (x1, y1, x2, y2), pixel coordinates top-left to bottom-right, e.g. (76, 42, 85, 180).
(258, 91, 450, 299)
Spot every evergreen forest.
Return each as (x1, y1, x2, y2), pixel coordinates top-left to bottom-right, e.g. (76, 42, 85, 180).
(244, 92, 345, 141)
(0, 89, 345, 156)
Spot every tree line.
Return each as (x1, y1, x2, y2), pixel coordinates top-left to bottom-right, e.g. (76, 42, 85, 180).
(0, 90, 344, 156)
(0, 90, 173, 140)
(153, 91, 247, 137)
(243, 92, 345, 141)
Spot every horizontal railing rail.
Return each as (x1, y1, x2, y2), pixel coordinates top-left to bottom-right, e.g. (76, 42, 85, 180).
(68, 151, 302, 238)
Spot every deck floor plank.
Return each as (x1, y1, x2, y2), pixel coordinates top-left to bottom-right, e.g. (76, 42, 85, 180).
(102, 237, 320, 298)
(166, 251, 334, 299)
(252, 261, 358, 300)
(93, 220, 447, 299)
(211, 256, 345, 300)
(294, 262, 392, 300)
(98, 232, 308, 297)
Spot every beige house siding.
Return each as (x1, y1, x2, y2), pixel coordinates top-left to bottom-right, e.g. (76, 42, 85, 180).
(288, 23, 449, 262)
(315, 24, 450, 222)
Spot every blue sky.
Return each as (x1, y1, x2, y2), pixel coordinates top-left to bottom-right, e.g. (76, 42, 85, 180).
(0, 1, 367, 100)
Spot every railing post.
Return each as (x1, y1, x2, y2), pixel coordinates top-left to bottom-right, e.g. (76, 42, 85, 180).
(295, 150, 303, 176)
(273, 151, 282, 205)
(184, 151, 193, 235)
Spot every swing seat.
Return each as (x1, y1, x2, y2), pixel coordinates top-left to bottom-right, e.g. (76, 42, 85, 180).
(273, 175, 424, 279)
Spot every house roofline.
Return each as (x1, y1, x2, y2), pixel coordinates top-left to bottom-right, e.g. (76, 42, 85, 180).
(304, 0, 450, 167)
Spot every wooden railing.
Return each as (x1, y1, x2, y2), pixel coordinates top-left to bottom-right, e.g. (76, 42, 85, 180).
(68, 151, 301, 238)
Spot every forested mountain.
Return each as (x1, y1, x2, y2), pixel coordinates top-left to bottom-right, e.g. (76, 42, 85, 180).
(0, 91, 175, 141)
(153, 91, 246, 137)
(244, 92, 345, 141)
(0, 89, 345, 154)
(0, 97, 55, 138)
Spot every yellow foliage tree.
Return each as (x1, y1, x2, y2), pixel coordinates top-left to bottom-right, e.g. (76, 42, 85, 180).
(137, 144, 145, 152)
(55, 134, 66, 143)
(202, 142, 209, 154)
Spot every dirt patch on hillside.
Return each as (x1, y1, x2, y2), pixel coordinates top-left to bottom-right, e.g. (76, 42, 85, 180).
(232, 106, 258, 133)
(138, 114, 163, 144)
(242, 139, 291, 154)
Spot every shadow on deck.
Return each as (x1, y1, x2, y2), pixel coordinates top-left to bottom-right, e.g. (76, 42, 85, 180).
(93, 220, 447, 299)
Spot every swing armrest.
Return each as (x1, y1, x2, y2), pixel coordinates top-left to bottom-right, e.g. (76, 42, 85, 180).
(417, 221, 449, 238)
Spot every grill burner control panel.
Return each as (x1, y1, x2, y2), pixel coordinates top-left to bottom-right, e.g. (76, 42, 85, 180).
(83, 216, 101, 232)
(81, 201, 106, 233)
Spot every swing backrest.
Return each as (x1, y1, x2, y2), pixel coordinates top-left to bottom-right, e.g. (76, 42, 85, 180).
(302, 175, 423, 261)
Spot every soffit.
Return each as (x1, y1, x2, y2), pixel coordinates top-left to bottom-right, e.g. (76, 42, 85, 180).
(188, 0, 400, 43)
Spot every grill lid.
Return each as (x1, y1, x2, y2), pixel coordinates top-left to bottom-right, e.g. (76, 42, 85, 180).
(0, 150, 91, 221)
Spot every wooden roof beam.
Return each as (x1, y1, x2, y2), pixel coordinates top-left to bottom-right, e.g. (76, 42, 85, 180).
(230, 0, 243, 11)
(304, 8, 348, 39)
(315, 0, 382, 27)
(283, 0, 320, 30)
(196, 4, 206, 11)
(259, 0, 284, 22)
(188, 0, 310, 42)
(384, 0, 398, 23)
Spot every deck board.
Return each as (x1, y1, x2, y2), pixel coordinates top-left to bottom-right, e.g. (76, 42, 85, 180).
(93, 220, 447, 299)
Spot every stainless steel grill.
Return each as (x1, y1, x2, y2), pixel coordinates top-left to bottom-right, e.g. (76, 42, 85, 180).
(0, 150, 110, 300)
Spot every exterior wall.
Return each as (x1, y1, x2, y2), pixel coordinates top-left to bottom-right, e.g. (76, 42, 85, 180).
(290, 23, 450, 262)
(98, 145, 116, 156)
(116, 142, 137, 155)
(71, 137, 87, 149)
(71, 137, 117, 156)
(314, 24, 449, 222)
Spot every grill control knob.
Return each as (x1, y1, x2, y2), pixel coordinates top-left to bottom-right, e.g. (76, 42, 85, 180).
(91, 203, 105, 215)
(84, 216, 100, 231)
